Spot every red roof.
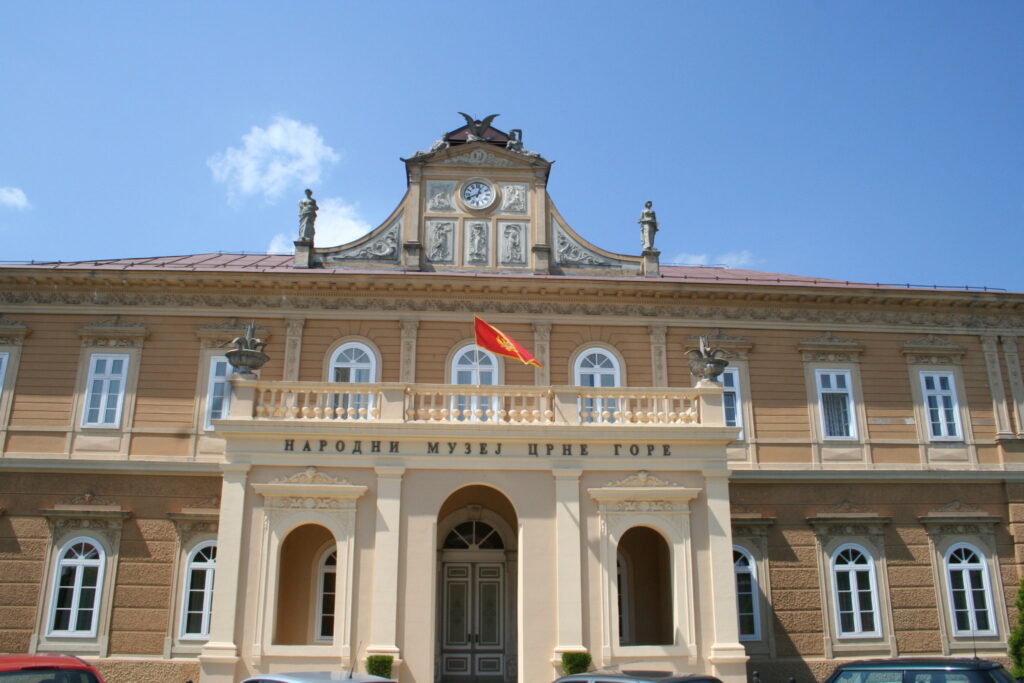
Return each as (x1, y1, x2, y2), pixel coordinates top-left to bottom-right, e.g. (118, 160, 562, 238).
(0, 253, 1005, 293)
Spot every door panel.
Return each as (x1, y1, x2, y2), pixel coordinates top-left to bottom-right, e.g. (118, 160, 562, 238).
(441, 562, 506, 681)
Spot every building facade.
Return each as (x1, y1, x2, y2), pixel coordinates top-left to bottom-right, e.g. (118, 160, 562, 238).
(1, 117, 1023, 683)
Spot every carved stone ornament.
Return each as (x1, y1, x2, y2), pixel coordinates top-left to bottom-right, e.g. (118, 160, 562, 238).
(606, 470, 678, 488)
(731, 514, 775, 539)
(323, 220, 401, 263)
(499, 222, 527, 266)
(427, 181, 456, 212)
(437, 149, 519, 168)
(185, 495, 221, 511)
(79, 316, 148, 348)
(168, 513, 219, 545)
(253, 467, 368, 511)
(196, 318, 270, 349)
(554, 227, 609, 267)
(465, 221, 490, 265)
(902, 334, 966, 366)
(499, 183, 528, 213)
(690, 329, 753, 359)
(934, 499, 981, 514)
(808, 504, 890, 544)
(824, 499, 870, 514)
(66, 491, 117, 507)
(0, 315, 29, 346)
(426, 220, 455, 263)
(797, 330, 864, 363)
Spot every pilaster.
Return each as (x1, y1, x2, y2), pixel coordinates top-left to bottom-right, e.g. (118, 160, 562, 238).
(199, 463, 250, 682)
(703, 473, 748, 681)
(1002, 336, 1024, 437)
(400, 319, 419, 383)
(552, 468, 585, 655)
(368, 466, 406, 660)
(533, 322, 551, 386)
(283, 318, 305, 381)
(981, 336, 1013, 437)
(649, 325, 667, 387)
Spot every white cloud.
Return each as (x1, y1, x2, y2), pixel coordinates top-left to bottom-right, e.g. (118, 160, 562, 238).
(208, 117, 339, 201)
(0, 187, 30, 210)
(671, 250, 754, 268)
(267, 197, 372, 254)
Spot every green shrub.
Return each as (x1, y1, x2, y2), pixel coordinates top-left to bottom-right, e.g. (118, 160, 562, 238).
(366, 654, 393, 679)
(561, 651, 591, 675)
(1010, 577, 1024, 677)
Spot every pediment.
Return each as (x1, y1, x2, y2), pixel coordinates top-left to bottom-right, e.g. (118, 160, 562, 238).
(422, 143, 547, 170)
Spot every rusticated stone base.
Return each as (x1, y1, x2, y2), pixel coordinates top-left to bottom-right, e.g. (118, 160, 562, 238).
(89, 658, 200, 683)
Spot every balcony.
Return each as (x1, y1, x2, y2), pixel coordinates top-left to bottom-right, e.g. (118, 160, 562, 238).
(227, 379, 726, 428)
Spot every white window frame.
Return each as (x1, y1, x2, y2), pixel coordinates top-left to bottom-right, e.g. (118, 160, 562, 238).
(830, 543, 881, 638)
(920, 370, 963, 441)
(315, 548, 337, 642)
(329, 341, 378, 384)
(203, 356, 232, 431)
(944, 542, 997, 637)
(81, 353, 130, 429)
(450, 344, 499, 421)
(721, 367, 744, 438)
(47, 537, 106, 638)
(574, 347, 622, 423)
(327, 341, 379, 420)
(179, 541, 216, 640)
(733, 545, 761, 641)
(0, 351, 8, 392)
(815, 369, 857, 440)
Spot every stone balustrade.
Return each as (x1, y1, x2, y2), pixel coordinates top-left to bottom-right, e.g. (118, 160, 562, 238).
(230, 379, 722, 427)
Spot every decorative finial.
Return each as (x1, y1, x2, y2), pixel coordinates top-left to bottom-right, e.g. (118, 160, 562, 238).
(458, 112, 500, 142)
(638, 200, 659, 251)
(225, 322, 269, 375)
(685, 335, 729, 384)
(297, 189, 318, 244)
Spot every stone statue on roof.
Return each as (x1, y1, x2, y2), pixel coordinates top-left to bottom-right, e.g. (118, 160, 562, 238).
(639, 200, 659, 251)
(459, 112, 499, 142)
(298, 189, 318, 243)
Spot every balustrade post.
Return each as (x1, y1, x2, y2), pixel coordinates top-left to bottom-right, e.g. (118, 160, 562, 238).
(378, 388, 407, 422)
(697, 382, 725, 427)
(553, 391, 581, 425)
(228, 375, 257, 419)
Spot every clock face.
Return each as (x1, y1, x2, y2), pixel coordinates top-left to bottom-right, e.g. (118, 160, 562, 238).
(462, 180, 495, 209)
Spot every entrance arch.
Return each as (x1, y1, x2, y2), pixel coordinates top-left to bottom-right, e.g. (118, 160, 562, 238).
(437, 486, 518, 683)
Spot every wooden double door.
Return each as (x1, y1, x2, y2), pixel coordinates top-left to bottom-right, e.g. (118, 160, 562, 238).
(440, 561, 507, 682)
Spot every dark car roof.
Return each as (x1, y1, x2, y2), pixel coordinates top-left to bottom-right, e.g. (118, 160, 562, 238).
(834, 657, 1004, 671)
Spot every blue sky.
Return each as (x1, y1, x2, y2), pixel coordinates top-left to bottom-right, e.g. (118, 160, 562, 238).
(1, 2, 1022, 291)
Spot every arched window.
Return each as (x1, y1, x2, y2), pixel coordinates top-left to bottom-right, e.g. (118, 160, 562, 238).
(443, 521, 504, 550)
(181, 541, 216, 639)
(733, 546, 760, 640)
(574, 348, 621, 423)
(945, 543, 996, 636)
(49, 538, 105, 636)
(328, 342, 377, 419)
(830, 544, 880, 637)
(316, 549, 337, 641)
(450, 345, 498, 421)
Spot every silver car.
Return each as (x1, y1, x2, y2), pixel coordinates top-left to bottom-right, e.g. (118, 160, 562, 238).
(553, 671, 724, 683)
(240, 673, 395, 683)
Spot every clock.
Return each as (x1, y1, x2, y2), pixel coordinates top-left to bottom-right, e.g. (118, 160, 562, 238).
(461, 180, 496, 210)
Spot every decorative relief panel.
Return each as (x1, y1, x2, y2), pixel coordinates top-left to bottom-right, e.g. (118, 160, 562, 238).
(553, 225, 609, 267)
(322, 220, 401, 263)
(426, 220, 455, 264)
(253, 466, 368, 511)
(0, 316, 28, 346)
(902, 334, 966, 365)
(80, 316, 148, 348)
(464, 221, 490, 265)
(498, 222, 527, 266)
(498, 183, 528, 213)
(426, 181, 457, 212)
(797, 330, 864, 363)
(437, 149, 518, 168)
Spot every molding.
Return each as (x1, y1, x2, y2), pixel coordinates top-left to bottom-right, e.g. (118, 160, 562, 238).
(252, 466, 368, 510)
(798, 331, 864, 363)
(902, 334, 966, 365)
(79, 316, 148, 348)
(0, 315, 29, 345)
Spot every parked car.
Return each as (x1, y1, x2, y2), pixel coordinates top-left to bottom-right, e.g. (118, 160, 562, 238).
(0, 654, 105, 682)
(553, 671, 723, 683)
(824, 657, 1018, 682)
(239, 673, 395, 683)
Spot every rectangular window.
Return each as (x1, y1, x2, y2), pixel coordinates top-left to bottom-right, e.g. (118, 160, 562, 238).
(0, 351, 8, 391)
(920, 371, 962, 440)
(816, 370, 856, 439)
(204, 356, 231, 430)
(720, 367, 743, 437)
(81, 354, 129, 428)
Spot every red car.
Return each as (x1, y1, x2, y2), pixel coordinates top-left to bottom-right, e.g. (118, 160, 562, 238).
(0, 654, 105, 682)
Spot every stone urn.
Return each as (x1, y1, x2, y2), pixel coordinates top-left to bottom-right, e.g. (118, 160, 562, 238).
(226, 348, 269, 375)
(685, 335, 730, 383)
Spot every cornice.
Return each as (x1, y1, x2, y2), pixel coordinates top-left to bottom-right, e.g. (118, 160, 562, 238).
(2, 271, 1024, 331)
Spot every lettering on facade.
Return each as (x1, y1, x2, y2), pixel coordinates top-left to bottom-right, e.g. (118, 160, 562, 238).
(282, 440, 671, 457)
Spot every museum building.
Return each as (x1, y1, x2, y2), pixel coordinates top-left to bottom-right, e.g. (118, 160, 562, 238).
(1, 116, 1024, 683)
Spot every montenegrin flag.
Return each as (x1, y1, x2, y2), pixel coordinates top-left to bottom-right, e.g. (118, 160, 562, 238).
(474, 317, 542, 368)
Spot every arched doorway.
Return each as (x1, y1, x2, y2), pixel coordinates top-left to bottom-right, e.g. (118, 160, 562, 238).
(437, 486, 518, 683)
